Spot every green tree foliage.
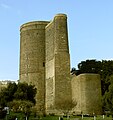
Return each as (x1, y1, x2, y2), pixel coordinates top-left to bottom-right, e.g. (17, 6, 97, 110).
(0, 82, 17, 107)
(78, 59, 102, 74)
(14, 82, 37, 104)
(8, 100, 34, 120)
(8, 100, 33, 114)
(102, 75, 113, 114)
(0, 82, 37, 108)
(0, 107, 7, 119)
(72, 59, 113, 95)
(100, 60, 113, 95)
(71, 67, 77, 75)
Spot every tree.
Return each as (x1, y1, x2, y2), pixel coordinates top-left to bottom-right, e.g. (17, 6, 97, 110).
(55, 99, 77, 117)
(9, 100, 33, 119)
(0, 107, 7, 119)
(0, 82, 17, 107)
(78, 59, 102, 74)
(102, 75, 113, 115)
(0, 82, 37, 108)
(74, 59, 113, 95)
(14, 82, 37, 104)
(100, 60, 113, 95)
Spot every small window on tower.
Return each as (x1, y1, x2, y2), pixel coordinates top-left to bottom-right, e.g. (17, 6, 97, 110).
(43, 62, 45, 67)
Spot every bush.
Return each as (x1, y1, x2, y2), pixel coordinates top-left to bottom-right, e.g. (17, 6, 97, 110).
(0, 109, 7, 119)
(8, 115, 17, 120)
(49, 113, 55, 116)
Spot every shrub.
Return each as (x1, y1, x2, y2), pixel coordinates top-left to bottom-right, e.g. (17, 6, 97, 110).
(0, 109, 7, 119)
(8, 115, 17, 120)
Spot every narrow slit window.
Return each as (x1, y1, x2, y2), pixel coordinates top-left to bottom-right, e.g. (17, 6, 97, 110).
(43, 62, 45, 67)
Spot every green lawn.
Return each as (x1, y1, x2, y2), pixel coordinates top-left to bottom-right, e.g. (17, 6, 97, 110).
(40, 115, 113, 120)
(4, 113, 113, 120)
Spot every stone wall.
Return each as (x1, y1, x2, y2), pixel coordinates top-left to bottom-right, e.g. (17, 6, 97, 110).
(54, 14, 71, 105)
(45, 20, 55, 112)
(20, 21, 50, 112)
(71, 74, 102, 115)
(45, 14, 72, 113)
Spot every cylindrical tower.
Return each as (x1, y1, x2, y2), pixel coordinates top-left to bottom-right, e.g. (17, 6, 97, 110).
(20, 21, 49, 112)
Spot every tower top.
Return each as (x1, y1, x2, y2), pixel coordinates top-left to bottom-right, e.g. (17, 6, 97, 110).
(55, 13, 67, 17)
(54, 14, 67, 20)
(20, 21, 50, 31)
(20, 13, 67, 31)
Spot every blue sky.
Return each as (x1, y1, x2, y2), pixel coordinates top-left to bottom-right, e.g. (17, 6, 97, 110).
(0, 0, 113, 80)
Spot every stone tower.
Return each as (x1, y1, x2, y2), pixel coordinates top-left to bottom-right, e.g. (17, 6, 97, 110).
(19, 14, 102, 115)
(19, 14, 72, 113)
(20, 21, 50, 111)
(45, 14, 71, 113)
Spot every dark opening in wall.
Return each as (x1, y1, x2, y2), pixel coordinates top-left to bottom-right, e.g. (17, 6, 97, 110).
(43, 62, 45, 67)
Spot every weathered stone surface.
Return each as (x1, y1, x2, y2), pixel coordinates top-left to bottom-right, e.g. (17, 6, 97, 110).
(19, 14, 102, 115)
(71, 74, 102, 115)
(20, 21, 50, 112)
(20, 14, 71, 113)
(45, 14, 71, 113)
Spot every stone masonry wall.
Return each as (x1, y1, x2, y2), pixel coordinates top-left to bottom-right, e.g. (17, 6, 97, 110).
(45, 14, 72, 113)
(72, 74, 102, 115)
(71, 75, 81, 114)
(20, 21, 50, 112)
(45, 20, 55, 112)
(54, 14, 71, 106)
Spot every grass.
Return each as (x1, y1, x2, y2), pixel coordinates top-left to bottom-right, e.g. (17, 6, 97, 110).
(31, 115, 113, 120)
(4, 112, 113, 120)
(40, 115, 113, 120)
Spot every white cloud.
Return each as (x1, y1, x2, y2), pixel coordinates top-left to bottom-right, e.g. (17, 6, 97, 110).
(104, 58, 113, 61)
(1, 3, 10, 9)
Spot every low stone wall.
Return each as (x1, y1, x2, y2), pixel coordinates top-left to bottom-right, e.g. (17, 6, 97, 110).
(71, 73, 102, 115)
